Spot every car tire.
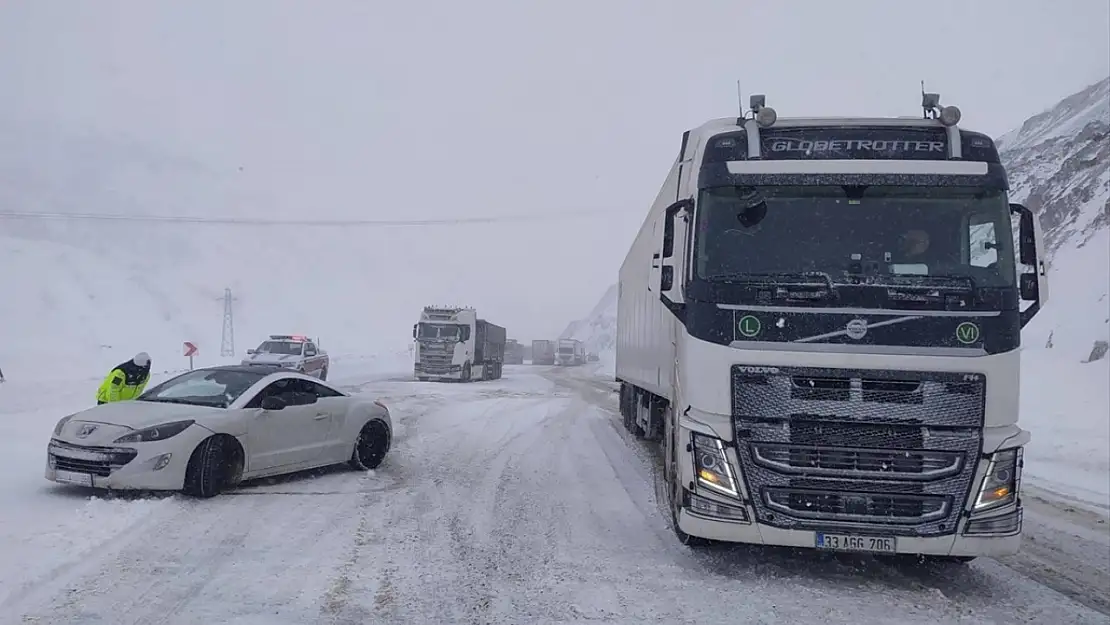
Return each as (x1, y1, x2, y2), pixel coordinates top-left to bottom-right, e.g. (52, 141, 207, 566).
(183, 435, 230, 498)
(349, 419, 391, 471)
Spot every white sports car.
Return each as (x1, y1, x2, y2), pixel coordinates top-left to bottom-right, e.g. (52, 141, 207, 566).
(45, 365, 392, 498)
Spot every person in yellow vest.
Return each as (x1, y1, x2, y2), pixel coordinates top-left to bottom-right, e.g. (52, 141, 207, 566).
(96, 352, 152, 405)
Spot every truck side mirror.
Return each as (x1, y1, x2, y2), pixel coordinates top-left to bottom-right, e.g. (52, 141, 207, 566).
(246, 348, 256, 355)
(412, 324, 417, 339)
(1019, 273, 1039, 300)
(1010, 203, 1037, 265)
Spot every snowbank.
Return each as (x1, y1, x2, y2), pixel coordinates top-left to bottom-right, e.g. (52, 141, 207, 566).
(1019, 348, 1110, 508)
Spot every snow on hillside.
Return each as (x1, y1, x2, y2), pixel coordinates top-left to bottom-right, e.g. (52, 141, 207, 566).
(560, 283, 616, 353)
(0, 120, 614, 382)
(999, 76, 1110, 362)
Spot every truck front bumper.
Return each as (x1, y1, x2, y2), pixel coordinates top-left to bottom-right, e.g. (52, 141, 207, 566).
(676, 491, 1023, 557)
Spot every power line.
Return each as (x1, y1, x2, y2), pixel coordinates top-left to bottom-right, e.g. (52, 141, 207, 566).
(0, 208, 638, 227)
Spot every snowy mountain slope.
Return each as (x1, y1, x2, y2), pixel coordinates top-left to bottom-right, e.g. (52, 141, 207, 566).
(999, 76, 1110, 361)
(1, 121, 613, 381)
(560, 283, 616, 353)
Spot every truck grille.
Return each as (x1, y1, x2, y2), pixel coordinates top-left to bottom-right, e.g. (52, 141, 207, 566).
(731, 365, 984, 537)
(49, 440, 138, 477)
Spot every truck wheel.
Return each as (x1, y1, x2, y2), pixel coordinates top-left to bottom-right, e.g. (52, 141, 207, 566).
(319, 367, 328, 381)
(462, 363, 472, 382)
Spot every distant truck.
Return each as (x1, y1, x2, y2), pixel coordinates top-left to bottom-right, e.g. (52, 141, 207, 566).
(531, 340, 555, 365)
(504, 339, 525, 365)
(587, 352, 600, 362)
(242, 334, 329, 380)
(413, 306, 505, 382)
(555, 338, 585, 366)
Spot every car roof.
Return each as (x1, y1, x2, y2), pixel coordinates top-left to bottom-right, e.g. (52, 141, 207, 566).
(201, 364, 284, 375)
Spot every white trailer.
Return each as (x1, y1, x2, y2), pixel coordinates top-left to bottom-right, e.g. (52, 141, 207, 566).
(616, 92, 1049, 561)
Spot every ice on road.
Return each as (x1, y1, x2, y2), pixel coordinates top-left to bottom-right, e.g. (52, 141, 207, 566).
(1, 366, 1108, 624)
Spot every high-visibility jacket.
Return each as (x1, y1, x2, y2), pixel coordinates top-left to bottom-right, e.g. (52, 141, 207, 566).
(96, 365, 151, 404)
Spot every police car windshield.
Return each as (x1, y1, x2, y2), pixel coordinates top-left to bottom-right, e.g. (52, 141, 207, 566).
(693, 185, 1016, 288)
(139, 369, 267, 408)
(257, 341, 303, 355)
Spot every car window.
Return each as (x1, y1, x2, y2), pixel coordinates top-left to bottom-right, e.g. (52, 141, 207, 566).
(244, 378, 305, 409)
(305, 380, 343, 398)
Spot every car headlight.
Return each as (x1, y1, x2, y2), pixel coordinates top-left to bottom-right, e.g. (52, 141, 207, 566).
(113, 420, 195, 444)
(974, 447, 1020, 512)
(53, 414, 76, 436)
(692, 432, 740, 498)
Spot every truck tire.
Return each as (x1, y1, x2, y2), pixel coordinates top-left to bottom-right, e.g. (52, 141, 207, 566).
(319, 366, 328, 381)
(462, 362, 472, 382)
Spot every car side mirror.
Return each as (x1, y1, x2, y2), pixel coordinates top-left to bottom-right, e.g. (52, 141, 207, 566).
(260, 396, 286, 411)
(246, 349, 256, 355)
(1020, 272, 1039, 301)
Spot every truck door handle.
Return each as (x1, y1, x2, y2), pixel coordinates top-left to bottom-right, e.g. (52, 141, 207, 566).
(314, 413, 329, 420)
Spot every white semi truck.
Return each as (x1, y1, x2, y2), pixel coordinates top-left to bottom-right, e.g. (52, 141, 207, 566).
(615, 92, 1049, 561)
(555, 338, 585, 366)
(413, 306, 506, 382)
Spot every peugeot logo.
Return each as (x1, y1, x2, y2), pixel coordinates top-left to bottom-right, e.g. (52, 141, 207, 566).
(76, 424, 98, 439)
(845, 319, 869, 340)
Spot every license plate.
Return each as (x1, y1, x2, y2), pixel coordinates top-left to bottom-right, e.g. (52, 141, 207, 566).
(814, 532, 896, 553)
(54, 469, 94, 487)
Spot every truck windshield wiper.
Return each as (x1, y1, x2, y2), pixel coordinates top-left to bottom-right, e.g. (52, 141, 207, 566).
(710, 271, 838, 291)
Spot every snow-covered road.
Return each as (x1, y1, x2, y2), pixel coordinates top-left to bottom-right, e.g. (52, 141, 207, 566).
(1, 364, 1107, 624)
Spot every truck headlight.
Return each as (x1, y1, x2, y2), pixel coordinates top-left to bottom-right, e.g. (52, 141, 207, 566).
(974, 448, 1020, 512)
(692, 432, 739, 499)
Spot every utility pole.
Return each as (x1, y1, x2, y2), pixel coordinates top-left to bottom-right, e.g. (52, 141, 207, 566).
(220, 287, 237, 357)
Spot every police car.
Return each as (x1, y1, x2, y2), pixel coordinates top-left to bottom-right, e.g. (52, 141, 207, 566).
(242, 335, 330, 380)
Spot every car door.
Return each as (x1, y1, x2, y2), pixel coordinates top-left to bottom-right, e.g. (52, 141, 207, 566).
(243, 379, 331, 471)
(301, 380, 350, 462)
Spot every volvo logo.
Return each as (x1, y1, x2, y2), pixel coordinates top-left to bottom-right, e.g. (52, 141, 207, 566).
(734, 366, 780, 374)
(76, 424, 98, 439)
(845, 319, 869, 340)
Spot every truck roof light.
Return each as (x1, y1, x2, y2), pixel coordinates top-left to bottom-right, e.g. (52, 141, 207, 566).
(939, 105, 961, 127)
(755, 106, 777, 128)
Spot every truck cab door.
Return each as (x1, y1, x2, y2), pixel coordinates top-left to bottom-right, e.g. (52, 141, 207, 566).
(652, 199, 692, 320)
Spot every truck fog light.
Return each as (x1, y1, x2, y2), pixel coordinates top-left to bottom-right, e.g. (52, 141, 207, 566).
(689, 493, 750, 523)
(692, 432, 739, 498)
(965, 508, 1021, 536)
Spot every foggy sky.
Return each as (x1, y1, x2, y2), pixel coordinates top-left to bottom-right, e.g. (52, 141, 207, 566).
(1, 0, 1106, 339)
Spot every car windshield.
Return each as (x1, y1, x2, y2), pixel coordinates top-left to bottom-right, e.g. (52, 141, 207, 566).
(418, 323, 462, 339)
(255, 341, 303, 355)
(138, 369, 267, 408)
(693, 185, 1016, 289)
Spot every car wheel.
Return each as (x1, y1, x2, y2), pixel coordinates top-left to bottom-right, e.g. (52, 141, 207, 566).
(349, 419, 391, 470)
(183, 435, 231, 498)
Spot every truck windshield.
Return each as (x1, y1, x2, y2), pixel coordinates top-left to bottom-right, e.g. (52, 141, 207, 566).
(418, 323, 462, 339)
(693, 185, 1016, 288)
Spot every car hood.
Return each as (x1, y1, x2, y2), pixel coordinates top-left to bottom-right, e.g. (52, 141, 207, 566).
(55, 401, 225, 445)
(242, 353, 300, 365)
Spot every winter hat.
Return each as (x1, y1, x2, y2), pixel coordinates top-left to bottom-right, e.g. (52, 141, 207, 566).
(133, 352, 151, 367)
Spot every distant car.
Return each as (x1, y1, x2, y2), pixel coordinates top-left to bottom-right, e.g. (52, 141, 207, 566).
(242, 335, 329, 380)
(45, 365, 392, 498)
